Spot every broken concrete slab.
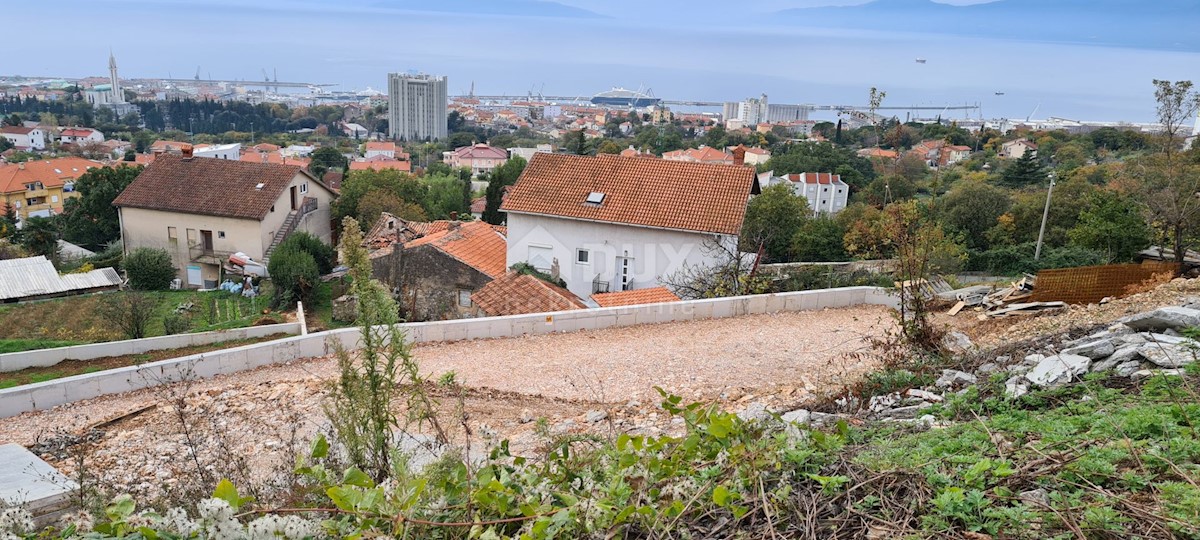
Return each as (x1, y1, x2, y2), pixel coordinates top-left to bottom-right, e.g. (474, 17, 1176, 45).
(1025, 354, 1091, 387)
(1115, 360, 1142, 377)
(1062, 339, 1116, 359)
(1123, 307, 1200, 332)
(935, 369, 977, 388)
(1137, 343, 1198, 368)
(1090, 345, 1141, 372)
(1005, 375, 1030, 399)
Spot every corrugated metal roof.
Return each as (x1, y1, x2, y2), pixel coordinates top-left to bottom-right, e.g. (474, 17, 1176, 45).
(0, 256, 122, 301)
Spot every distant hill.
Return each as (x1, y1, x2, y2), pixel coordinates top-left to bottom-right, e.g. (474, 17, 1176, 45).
(370, 0, 605, 19)
(772, 0, 1199, 51)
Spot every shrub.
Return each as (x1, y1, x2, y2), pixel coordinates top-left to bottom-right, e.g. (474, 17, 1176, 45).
(276, 232, 336, 274)
(162, 313, 191, 335)
(966, 242, 1108, 275)
(268, 245, 319, 308)
(101, 292, 157, 339)
(124, 247, 176, 290)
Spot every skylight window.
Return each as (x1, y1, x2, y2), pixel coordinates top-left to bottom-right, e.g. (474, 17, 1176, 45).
(585, 192, 605, 205)
(255, 183, 265, 190)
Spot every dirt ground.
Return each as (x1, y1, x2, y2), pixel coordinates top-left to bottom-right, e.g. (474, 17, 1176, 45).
(0, 306, 892, 501)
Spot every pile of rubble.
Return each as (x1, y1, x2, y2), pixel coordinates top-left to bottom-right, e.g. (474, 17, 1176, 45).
(940, 275, 1067, 319)
(754, 301, 1200, 428)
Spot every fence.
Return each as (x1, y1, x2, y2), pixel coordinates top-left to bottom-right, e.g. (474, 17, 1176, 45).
(0, 287, 898, 419)
(1030, 261, 1179, 305)
(0, 323, 302, 373)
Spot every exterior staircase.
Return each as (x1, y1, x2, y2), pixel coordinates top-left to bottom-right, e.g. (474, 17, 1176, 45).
(264, 210, 301, 263)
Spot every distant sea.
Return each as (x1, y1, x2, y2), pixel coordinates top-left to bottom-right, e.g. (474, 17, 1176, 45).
(7, 1, 1199, 123)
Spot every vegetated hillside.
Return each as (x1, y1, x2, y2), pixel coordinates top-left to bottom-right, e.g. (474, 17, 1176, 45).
(6, 281, 1199, 539)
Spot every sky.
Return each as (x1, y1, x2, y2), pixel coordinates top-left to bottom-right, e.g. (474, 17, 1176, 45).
(5, 0, 1198, 123)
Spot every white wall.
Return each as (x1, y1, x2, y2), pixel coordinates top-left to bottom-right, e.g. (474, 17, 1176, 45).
(507, 213, 739, 300)
(0, 323, 301, 373)
(0, 287, 898, 419)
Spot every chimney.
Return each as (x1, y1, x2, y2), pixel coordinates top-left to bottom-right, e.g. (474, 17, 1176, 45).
(447, 221, 461, 232)
(449, 211, 458, 221)
(182, 146, 194, 159)
(733, 145, 746, 167)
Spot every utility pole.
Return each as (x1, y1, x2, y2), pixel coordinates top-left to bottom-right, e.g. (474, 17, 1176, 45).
(1034, 172, 1056, 260)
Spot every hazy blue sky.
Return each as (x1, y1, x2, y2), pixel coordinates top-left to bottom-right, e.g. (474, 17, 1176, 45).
(7, 0, 1198, 122)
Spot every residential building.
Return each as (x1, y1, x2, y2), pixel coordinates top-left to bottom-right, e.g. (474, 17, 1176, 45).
(0, 126, 47, 150)
(149, 140, 192, 154)
(723, 94, 768, 127)
(727, 145, 771, 166)
(59, 127, 104, 146)
(349, 155, 412, 172)
(501, 153, 757, 300)
(369, 220, 507, 320)
(506, 144, 554, 162)
(619, 146, 655, 158)
(364, 141, 400, 159)
(192, 143, 241, 160)
(0, 157, 102, 221)
(1000, 139, 1038, 159)
(443, 143, 508, 177)
(938, 145, 973, 167)
(471, 271, 587, 316)
(387, 72, 448, 141)
(757, 171, 849, 216)
(907, 140, 946, 166)
(113, 152, 336, 289)
(661, 146, 735, 165)
(856, 147, 899, 160)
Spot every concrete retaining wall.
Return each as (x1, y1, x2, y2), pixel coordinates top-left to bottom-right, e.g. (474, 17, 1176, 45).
(0, 323, 302, 373)
(0, 287, 896, 419)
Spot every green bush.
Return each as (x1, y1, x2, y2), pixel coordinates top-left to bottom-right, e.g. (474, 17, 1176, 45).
(123, 247, 176, 290)
(966, 242, 1108, 275)
(161, 313, 191, 335)
(268, 245, 319, 308)
(277, 232, 336, 274)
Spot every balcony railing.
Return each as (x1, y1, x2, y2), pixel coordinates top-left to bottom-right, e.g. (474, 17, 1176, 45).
(188, 244, 234, 264)
(299, 196, 318, 217)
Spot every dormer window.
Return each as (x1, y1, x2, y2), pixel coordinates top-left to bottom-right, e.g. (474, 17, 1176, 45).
(585, 192, 605, 206)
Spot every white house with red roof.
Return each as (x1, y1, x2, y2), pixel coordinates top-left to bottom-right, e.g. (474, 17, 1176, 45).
(443, 143, 508, 177)
(757, 171, 849, 216)
(0, 126, 46, 150)
(501, 153, 757, 300)
(59, 127, 104, 146)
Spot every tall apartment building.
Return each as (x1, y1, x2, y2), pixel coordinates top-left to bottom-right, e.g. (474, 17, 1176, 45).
(387, 73, 448, 142)
(723, 94, 769, 127)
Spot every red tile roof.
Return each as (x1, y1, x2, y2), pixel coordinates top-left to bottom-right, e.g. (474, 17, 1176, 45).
(449, 143, 508, 160)
(471, 272, 587, 316)
(0, 126, 36, 135)
(0, 157, 104, 194)
(349, 156, 411, 172)
(404, 220, 507, 278)
(113, 155, 317, 220)
(591, 287, 681, 307)
(365, 141, 397, 152)
(783, 172, 847, 186)
(60, 128, 95, 137)
(502, 153, 754, 236)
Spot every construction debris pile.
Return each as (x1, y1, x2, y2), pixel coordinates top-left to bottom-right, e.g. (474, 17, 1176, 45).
(937, 275, 1067, 319)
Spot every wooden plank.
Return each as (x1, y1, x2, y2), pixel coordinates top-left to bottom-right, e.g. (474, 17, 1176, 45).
(947, 300, 967, 316)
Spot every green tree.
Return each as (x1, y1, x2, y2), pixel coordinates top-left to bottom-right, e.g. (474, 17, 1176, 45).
(596, 139, 623, 155)
(16, 216, 60, 262)
(999, 150, 1048, 187)
(791, 215, 848, 262)
(268, 244, 319, 308)
(0, 137, 12, 152)
(334, 169, 428, 227)
(276, 231, 336, 274)
(357, 190, 428, 229)
(60, 164, 142, 250)
(308, 146, 348, 180)
(859, 174, 917, 207)
(124, 247, 176, 290)
(937, 180, 1011, 250)
(763, 142, 876, 191)
(563, 130, 587, 155)
(483, 156, 527, 225)
(739, 184, 809, 263)
(423, 174, 471, 219)
(1068, 191, 1151, 261)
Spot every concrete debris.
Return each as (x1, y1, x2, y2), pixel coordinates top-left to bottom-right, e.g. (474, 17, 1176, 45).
(1025, 354, 1091, 388)
(737, 402, 773, 422)
(905, 389, 944, 402)
(1130, 369, 1185, 381)
(1062, 339, 1116, 359)
(1123, 306, 1200, 332)
(780, 409, 811, 425)
(1019, 488, 1050, 507)
(942, 331, 976, 354)
(1137, 343, 1198, 368)
(585, 410, 608, 423)
(1004, 376, 1030, 399)
(976, 362, 1001, 375)
(1115, 360, 1143, 377)
(935, 369, 977, 388)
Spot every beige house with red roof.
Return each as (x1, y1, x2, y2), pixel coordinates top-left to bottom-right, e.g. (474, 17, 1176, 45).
(1001, 139, 1038, 159)
(443, 143, 508, 177)
(502, 153, 757, 300)
(661, 145, 735, 165)
(113, 152, 335, 288)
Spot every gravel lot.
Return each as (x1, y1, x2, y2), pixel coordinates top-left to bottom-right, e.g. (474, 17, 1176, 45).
(0, 306, 892, 501)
